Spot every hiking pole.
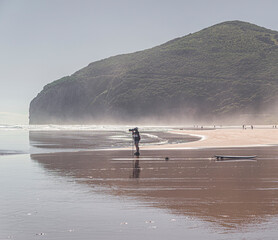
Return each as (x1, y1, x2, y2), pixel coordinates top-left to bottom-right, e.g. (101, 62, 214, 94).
(131, 136, 134, 157)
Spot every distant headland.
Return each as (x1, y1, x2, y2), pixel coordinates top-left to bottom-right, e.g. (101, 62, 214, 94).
(30, 21, 278, 124)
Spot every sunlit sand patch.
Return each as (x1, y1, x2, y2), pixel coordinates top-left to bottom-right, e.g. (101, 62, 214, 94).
(142, 128, 278, 150)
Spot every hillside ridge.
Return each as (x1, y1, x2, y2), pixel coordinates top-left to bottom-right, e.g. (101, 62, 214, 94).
(30, 21, 278, 124)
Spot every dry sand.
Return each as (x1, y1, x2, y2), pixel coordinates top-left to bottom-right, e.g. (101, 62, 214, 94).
(143, 128, 278, 150)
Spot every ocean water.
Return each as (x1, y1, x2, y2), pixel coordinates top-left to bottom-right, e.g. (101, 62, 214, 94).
(0, 124, 199, 154)
(1, 125, 278, 239)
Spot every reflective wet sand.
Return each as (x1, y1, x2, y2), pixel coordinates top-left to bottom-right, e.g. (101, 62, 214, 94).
(31, 146, 278, 229)
(1, 129, 278, 239)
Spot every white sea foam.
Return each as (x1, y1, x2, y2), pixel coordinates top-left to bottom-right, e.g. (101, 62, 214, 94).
(0, 124, 175, 132)
(0, 124, 128, 131)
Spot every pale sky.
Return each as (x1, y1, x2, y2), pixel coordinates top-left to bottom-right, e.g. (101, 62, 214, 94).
(1, 0, 278, 124)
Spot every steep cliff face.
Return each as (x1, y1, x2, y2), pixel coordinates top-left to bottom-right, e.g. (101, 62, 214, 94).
(30, 21, 278, 124)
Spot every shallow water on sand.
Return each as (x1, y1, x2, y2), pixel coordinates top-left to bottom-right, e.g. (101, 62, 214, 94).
(1, 128, 278, 239)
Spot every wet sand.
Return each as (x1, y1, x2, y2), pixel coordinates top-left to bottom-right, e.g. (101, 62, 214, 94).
(2, 128, 278, 239)
(30, 146, 278, 230)
(28, 128, 278, 231)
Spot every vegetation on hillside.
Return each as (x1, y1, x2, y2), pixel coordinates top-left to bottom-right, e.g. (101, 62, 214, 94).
(30, 21, 278, 124)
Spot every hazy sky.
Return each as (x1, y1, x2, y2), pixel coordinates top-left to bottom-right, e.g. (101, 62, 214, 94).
(1, 0, 278, 124)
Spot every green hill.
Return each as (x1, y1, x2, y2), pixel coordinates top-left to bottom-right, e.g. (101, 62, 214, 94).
(29, 21, 278, 124)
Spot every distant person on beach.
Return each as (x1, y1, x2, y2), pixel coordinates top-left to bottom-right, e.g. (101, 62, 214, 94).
(129, 127, 141, 155)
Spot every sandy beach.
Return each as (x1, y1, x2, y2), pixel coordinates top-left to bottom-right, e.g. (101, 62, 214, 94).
(142, 128, 278, 149)
(2, 127, 278, 239)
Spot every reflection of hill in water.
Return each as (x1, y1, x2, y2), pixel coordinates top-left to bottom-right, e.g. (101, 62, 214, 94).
(29, 132, 278, 229)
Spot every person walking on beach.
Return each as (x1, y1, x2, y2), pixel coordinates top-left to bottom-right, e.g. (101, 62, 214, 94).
(130, 127, 141, 156)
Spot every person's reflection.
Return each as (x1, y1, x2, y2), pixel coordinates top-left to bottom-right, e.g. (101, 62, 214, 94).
(132, 157, 141, 178)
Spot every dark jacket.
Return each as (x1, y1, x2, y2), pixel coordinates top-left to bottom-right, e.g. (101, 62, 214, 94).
(132, 130, 140, 142)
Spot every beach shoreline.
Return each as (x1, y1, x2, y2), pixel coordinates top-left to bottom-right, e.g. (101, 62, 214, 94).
(2, 128, 278, 239)
(1, 126, 278, 155)
(141, 128, 278, 150)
